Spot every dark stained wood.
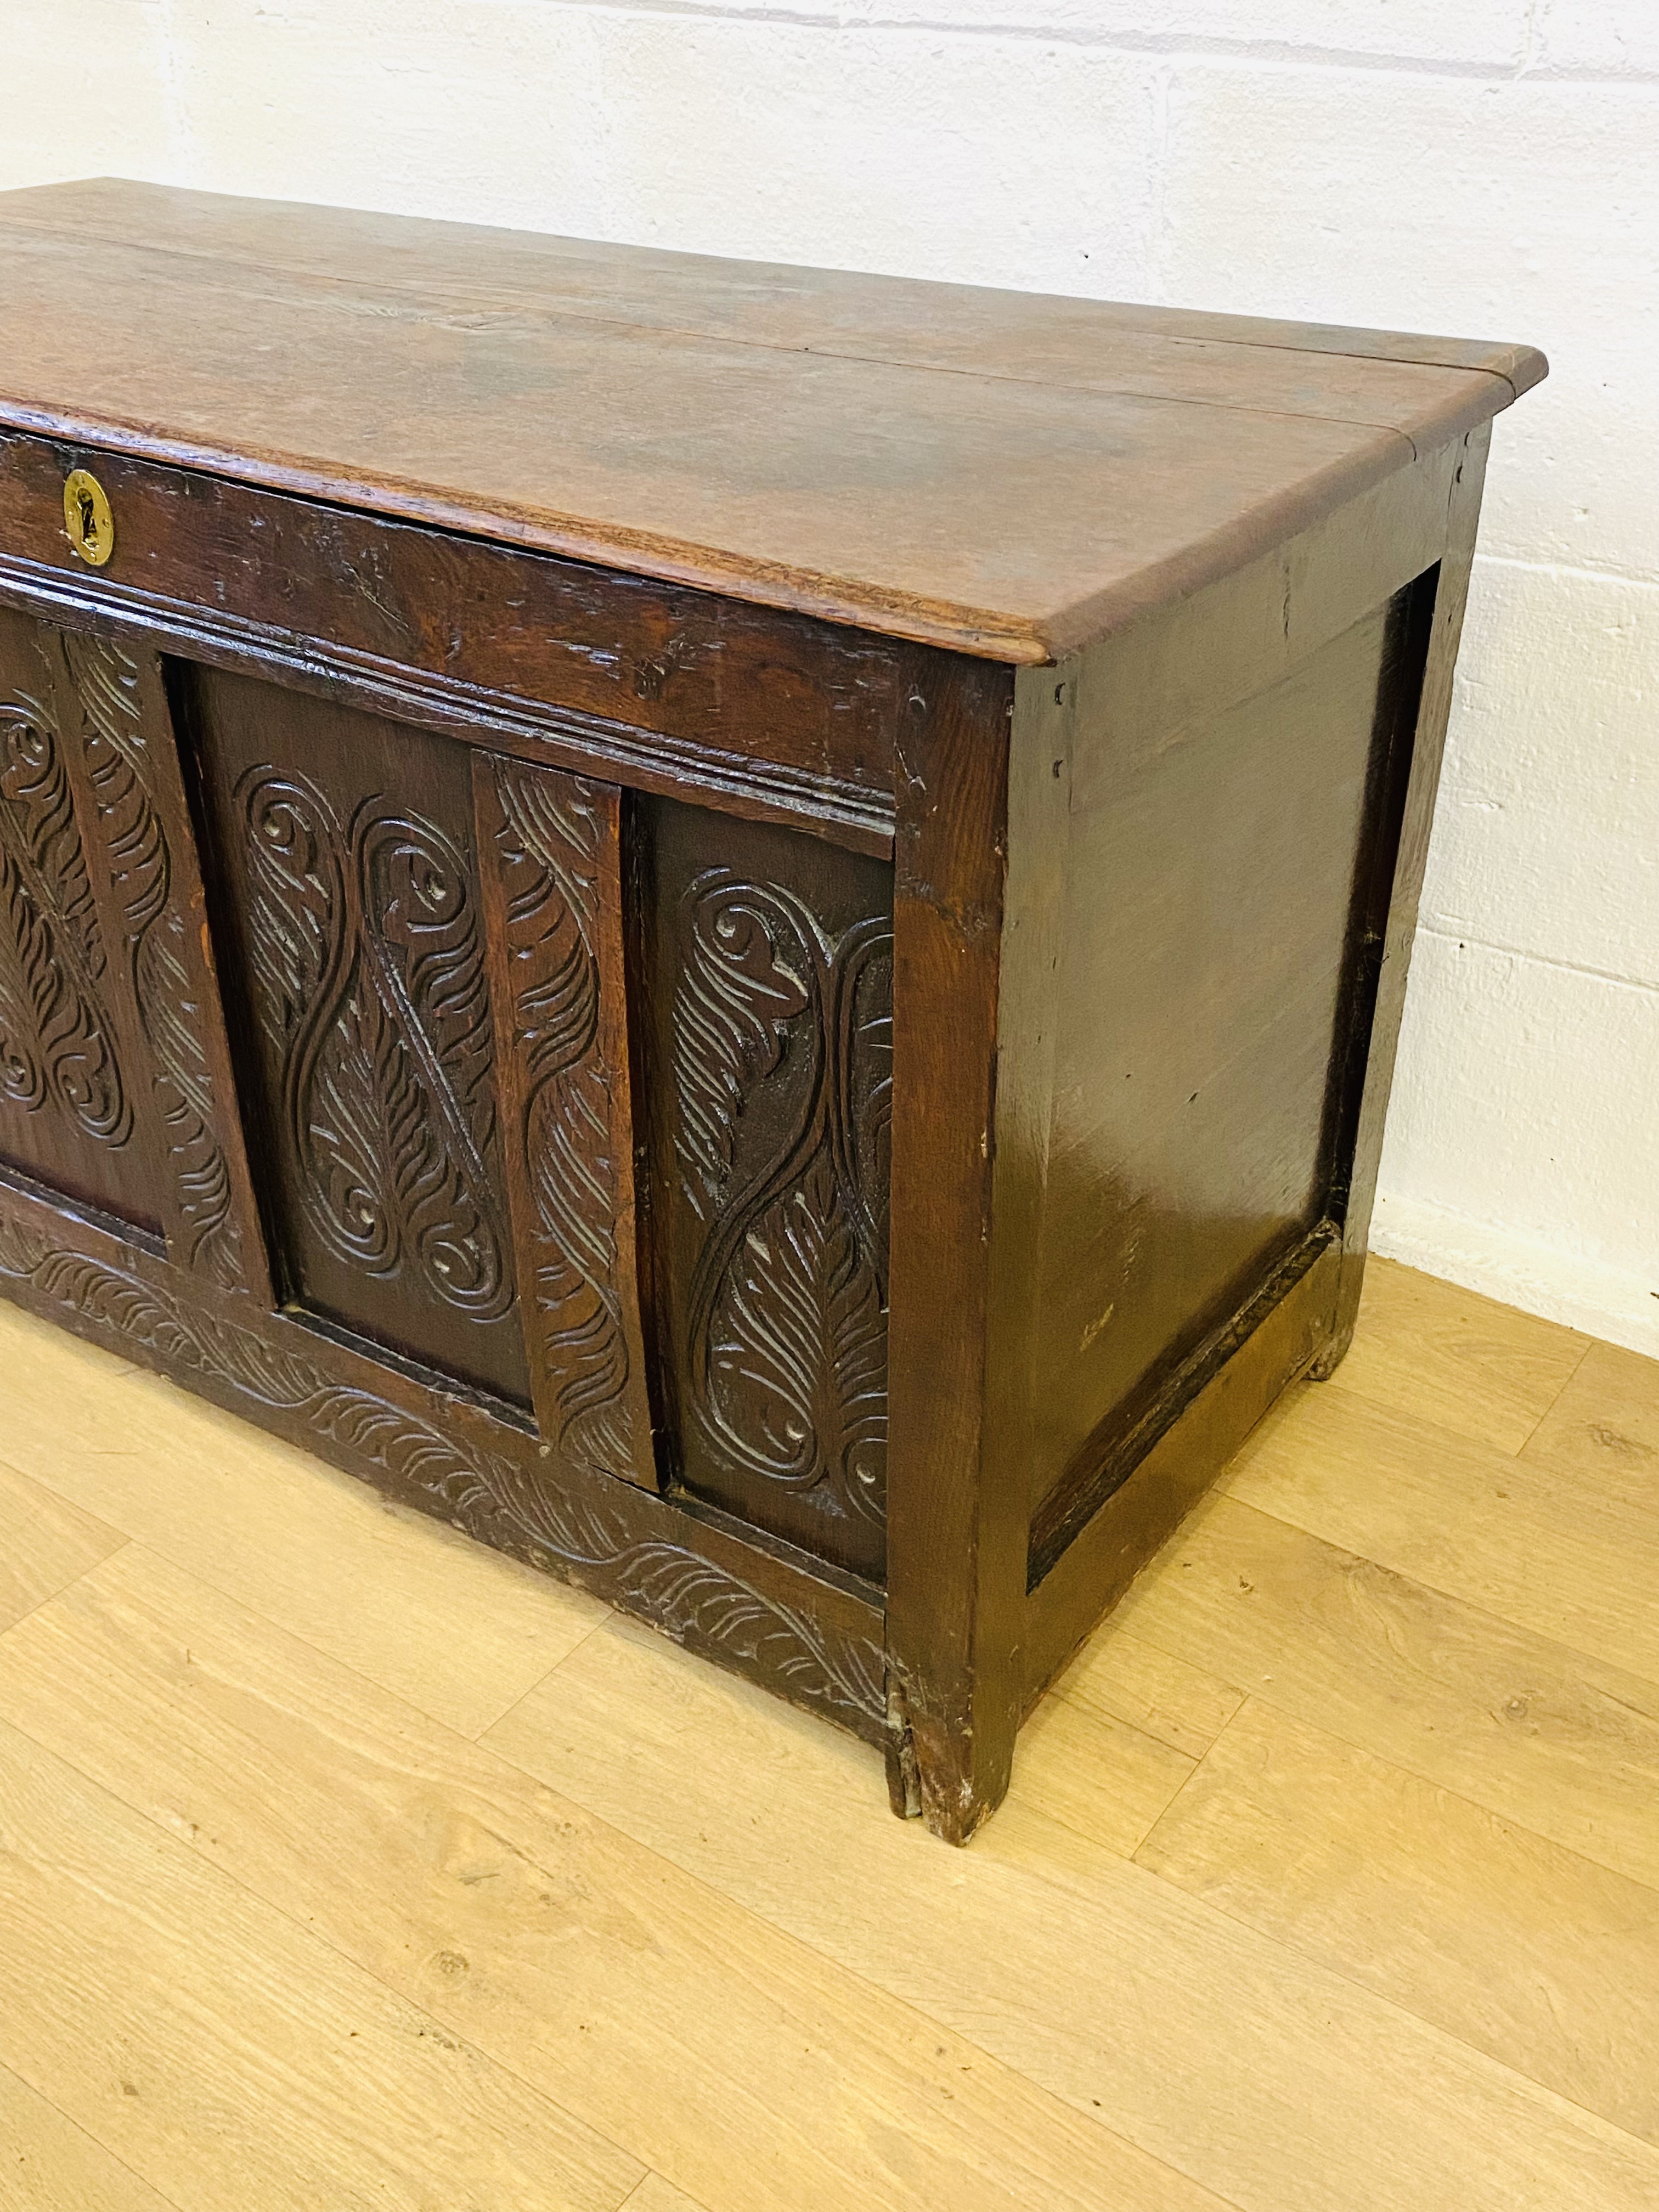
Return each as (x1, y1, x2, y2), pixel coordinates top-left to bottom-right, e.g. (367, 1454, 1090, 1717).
(1313, 425, 1494, 1375)
(53, 625, 273, 1299)
(1023, 1235, 1342, 1706)
(473, 751, 658, 1487)
(636, 794, 895, 1581)
(884, 650, 1019, 1842)
(0, 604, 270, 1295)
(0, 186, 1544, 1842)
(0, 606, 166, 1234)
(185, 667, 531, 1407)
(0, 181, 1544, 662)
(1025, 586, 1432, 1572)
(1069, 437, 1461, 782)
(0, 431, 904, 854)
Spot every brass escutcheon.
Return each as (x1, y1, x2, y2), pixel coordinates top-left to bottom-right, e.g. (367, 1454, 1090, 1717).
(63, 468, 115, 568)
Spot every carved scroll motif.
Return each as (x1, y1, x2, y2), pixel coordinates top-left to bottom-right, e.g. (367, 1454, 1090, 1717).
(57, 632, 244, 1285)
(238, 762, 511, 1317)
(0, 678, 131, 1148)
(0, 1201, 885, 1740)
(673, 869, 892, 1531)
(481, 756, 652, 1483)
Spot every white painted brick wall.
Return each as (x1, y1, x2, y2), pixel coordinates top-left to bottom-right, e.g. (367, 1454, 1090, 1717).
(5, 0, 1655, 1347)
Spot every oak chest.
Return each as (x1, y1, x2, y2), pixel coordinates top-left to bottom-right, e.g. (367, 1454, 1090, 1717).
(0, 178, 1543, 1838)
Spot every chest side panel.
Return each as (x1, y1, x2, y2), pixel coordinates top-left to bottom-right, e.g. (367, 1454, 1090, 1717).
(1026, 574, 1437, 1570)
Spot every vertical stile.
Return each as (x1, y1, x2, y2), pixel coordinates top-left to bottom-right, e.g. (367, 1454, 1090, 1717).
(473, 750, 658, 1488)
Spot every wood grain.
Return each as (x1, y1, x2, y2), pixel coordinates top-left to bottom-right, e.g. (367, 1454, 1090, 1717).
(622, 2180, 712, 2212)
(0, 177, 1544, 394)
(1008, 1691, 1197, 1855)
(1108, 1489, 1659, 1891)
(1138, 1697, 1659, 2144)
(44, 623, 273, 1300)
(0, 1544, 1229, 2212)
(0, 431, 906, 854)
(0, 1709, 638, 2212)
(1224, 1380, 1659, 1685)
(636, 796, 896, 1576)
(1026, 597, 1408, 1542)
(0, 180, 1539, 660)
(1043, 1626, 1244, 1763)
(885, 650, 1019, 1836)
(0, 1299, 606, 1737)
(474, 753, 656, 1485)
(187, 668, 532, 1406)
(488, 1615, 1659, 2212)
(1339, 1257, 1589, 1454)
(0, 1452, 125, 1636)
(1522, 1338, 1659, 1510)
(0, 2058, 181, 2212)
(0, 605, 168, 1232)
(1021, 1235, 1340, 1708)
(2, 1256, 1655, 2211)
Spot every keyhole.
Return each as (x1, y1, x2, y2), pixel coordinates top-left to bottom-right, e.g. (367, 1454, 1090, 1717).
(63, 472, 113, 566)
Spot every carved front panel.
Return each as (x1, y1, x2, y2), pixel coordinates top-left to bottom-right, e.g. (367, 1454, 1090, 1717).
(54, 628, 262, 1291)
(0, 610, 159, 1231)
(640, 798, 893, 1580)
(188, 670, 528, 1403)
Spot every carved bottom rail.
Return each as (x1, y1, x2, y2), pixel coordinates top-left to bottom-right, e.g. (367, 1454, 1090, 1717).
(0, 1190, 888, 1746)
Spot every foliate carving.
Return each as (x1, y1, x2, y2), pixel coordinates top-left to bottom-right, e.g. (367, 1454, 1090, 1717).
(0, 1204, 884, 1738)
(0, 681, 131, 1146)
(58, 633, 242, 1285)
(487, 758, 645, 1480)
(238, 763, 511, 1316)
(673, 870, 891, 1528)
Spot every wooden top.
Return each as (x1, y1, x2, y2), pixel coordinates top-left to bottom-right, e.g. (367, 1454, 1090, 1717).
(0, 178, 1545, 663)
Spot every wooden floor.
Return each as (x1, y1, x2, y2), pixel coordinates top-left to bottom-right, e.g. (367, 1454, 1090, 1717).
(1, 1262, 1657, 2211)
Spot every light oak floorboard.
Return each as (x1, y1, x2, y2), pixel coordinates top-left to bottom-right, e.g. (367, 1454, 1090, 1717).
(0, 1454, 126, 1637)
(0, 1302, 606, 1736)
(1224, 1379, 1659, 1685)
(0, 1544, 1223, 2212)
(487, 1613, 1659, 2212)
(1108, 1490, 1659, 1891)
(1009, 1689, 1197, 1854)
(4, 1260, 1652, 2209)
(1136, 1697, 1659, 2145)
(1043, 1624, 1244, 1760)
(0, 1713, 637, 2212)
(1334, 1256, 1588, 1453)
(1523, 1339, 1659, 1513)
(620, 2179, 712, 2212)
(0, 2060, 180, 2212)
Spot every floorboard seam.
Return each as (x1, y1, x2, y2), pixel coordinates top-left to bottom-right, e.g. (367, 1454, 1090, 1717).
(0, 2050, 193, 2212)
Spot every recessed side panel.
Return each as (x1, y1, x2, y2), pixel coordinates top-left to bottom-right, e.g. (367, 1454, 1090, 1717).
(0, 607, 165, 1233)
(637, 795, 894, 1582)
(184, 666, 531, 1406)
(1028, 579, 1433, 1561)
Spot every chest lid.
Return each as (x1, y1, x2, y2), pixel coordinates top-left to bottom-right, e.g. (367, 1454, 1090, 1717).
(0, 177, 1543, 662)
